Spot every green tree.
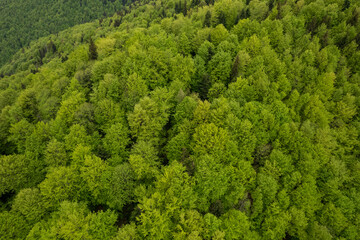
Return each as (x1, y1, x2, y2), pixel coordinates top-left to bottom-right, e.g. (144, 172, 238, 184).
(137, 161, 197, 239)
(8, 119, 34, 153)
(204, 10, 212, 27)
(114, 223, 138, 240)
(213, 0, 244, 29)
(64, 124, 92, 152)
(39, 166, 83, 209)
(89, 38, 98, 60)
(103, 122, 130, 165)
(80, 154, 107, 204)
(121, 73, 148, 111)
(56, 91, 86, 127)
(208, 51, 232, 85)
(191, 123, 229, 156)
(16, 89, 39, 123)
(103, 163, 136, 211)
(249, 0, 269, 21)
(12, 188, 45, 224)
(27, 201, 117, 240)
(210, 24, 229, 46)
(0, 210, 30, 239)
(230, 54, 241, 82)
(44, 139, 68, 168)
(129, 140, 160, 181)
(94, 99, 126, 132)
(220, 209, 256, 240)
(128, 95, 170, 146)
(0, 154, 32, 196)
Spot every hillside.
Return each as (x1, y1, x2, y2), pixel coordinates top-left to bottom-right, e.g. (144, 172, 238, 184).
(0, 0, 360, 239)
(0, 0, 134, 68)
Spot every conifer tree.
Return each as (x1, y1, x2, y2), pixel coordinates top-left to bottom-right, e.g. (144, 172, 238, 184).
(204, 10, 212, 27)
(183, 0, 188, 16)
(89, 38, 98, 60)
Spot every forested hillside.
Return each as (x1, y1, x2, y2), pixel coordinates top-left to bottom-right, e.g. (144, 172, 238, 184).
(0, 0, 135, 68)
(1, 0, 360, 239)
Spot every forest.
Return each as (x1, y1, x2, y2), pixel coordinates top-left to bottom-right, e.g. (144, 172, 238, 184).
(0, 0, 135, 68)
(0, 0, 360, 239)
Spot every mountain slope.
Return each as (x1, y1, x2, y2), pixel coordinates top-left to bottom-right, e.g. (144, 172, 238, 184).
(0, 0, 135, 68)
(0, 0, 360, 239)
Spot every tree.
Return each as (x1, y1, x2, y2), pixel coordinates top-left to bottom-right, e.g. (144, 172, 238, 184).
(320, 203, 348, 236)
(213, 0, 244, 29)
(199, 73, 211, 100)
(121, 73, 148, 111)
(70, 144, 92, 167)
(204, 10, 212, 27)
(64, 124, 92, 152)
(74, 102, 96, 133)
(303, 95, 331, 128)
(203, 213, 224, 239)
(172, 209, 205, 239)
(56, 91, 86, 127)
(210, 24, 229, 46)
(95, 74, 122, 102)
(114, 223, 138, 240)
(128, 95, 170, 146)
(166, 131, 191, 162)
(137, 161, 197, 239)
(335, 93, 357, 123)
(220, 209, 256, 240)
(89, 37, 98, 60)
(12, 188, 45, 224)
(88, 210, 118, 239)
(261, 204, 291, 240)
(0, 106, 13, 154)
(0, 155, 32, 196)
(80, 154, 107, 204)
(16, 89, 39, 123)
(183, 0, 188, 16)
(24, 121, 51, 162)
(194, 154, 241, 213)
(129, 140, 160, 181)
(288, 206, 308, 238)
(230, 54, 241, 82)
(291, 176, 322, 220)
(8, 119, 34, 153)
(197, 41, 215, 63)
(307, 221, 333, 240)
(94, 99, 126, 132)
(103, 163, 136, 211)
(208, 82, 226, 101)
(39, 166, 83, 209)
(45, 139, 68, 168)
(27, 201, 118, 240)
(103, 122, 130, 165)
(191, 123, 229, 156)
(208, 51, 232, 85)
(249, 0, 269, 21)
(0, 210, 30, 239)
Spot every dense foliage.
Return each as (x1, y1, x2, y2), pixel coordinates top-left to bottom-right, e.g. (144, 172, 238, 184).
(0, 0, 135, 68)
(1, 0, 360, 239)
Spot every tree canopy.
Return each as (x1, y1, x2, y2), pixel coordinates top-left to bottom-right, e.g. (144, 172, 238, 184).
(0, 0, 360, 239)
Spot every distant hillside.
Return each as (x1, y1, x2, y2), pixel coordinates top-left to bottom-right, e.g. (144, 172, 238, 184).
(0, 0, 133, 68)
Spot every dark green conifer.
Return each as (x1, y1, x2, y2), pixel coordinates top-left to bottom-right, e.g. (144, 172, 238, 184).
(204, 10, 211, 27)
(89, 38, 98, 60)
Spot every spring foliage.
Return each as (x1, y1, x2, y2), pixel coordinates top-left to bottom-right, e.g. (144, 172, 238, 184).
(0, 0, 360, 239)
